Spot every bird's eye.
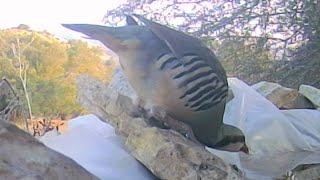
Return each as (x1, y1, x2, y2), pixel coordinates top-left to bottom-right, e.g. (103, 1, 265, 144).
(121, 39, 141, 48)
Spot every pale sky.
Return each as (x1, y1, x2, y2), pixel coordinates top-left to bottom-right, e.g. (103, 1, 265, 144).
(0, 0, 125, 39)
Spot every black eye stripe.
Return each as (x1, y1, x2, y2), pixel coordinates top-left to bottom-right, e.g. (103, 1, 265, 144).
(213, 136, 245, 147)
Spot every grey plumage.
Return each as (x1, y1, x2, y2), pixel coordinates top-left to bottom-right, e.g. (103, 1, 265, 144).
(62, 15, 248, 153)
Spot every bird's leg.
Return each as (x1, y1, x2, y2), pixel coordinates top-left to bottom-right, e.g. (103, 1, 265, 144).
(148, 107, 203, 146)
(120, 96, 146, 118)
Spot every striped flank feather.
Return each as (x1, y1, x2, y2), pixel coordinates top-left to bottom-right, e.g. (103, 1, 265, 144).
(155, 53, 228, 112)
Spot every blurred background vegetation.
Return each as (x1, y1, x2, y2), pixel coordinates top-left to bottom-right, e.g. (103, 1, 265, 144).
(105, 0, 320, 88)
(0, 25, 115, 119)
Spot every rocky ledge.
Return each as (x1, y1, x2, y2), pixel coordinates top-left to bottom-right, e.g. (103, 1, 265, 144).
(76, 73, 243, 180)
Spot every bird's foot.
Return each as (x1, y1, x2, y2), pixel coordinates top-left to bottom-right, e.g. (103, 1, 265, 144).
(149, 108, 203, 146)
(179, 123, 203, 146)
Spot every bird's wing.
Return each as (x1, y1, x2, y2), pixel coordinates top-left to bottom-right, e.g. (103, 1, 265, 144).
(131, 15, 228, 112)
(132, 14, 227, 82)
(125, 15, 139, 26)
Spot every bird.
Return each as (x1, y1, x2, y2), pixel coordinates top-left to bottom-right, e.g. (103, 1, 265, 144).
(62, 14, 248, 153)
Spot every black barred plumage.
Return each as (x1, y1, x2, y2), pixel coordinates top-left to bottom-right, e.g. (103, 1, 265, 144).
(155, 53, 182, 70)
(188, 86, 215, 102)
(178, 70, 216, 89)
(181, 77, 217, 97)
(155, 53, 228, 112)
(191, 84, 228, 109)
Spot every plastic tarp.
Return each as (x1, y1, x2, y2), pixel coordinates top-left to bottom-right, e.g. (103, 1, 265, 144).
(40, 78, 320, 179)
(207, 78, 320, 179)
(40, 115, 155, 180)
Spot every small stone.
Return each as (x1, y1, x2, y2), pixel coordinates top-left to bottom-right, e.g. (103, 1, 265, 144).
(299, 84, 320, 108)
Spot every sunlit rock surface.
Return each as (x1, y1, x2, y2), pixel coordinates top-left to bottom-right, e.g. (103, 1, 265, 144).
(252, 81, 314, 109)
(299, 84, 320, 108)
(0, 119, 98, 180)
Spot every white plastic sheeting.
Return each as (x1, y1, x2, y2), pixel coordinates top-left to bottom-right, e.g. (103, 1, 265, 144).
(40, 78, 320, 179)
(208, 78, 320, 179)
(225, 78, 320, 154)
(40, 115, 155, 180)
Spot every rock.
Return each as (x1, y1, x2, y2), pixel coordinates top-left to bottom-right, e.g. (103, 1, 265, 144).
(299, 85, 320, 108)
(76, 75, 139, 127)
(291, 164, 320, 180)
(108, 68, 138, 101)
(126, 127, 241, 180)
(0, 119, 98, 180)
(252, 81, 314, 109)
(76, 74, 117, 123)
(76, 71, 243, 180)
(118, 117, 149, 137)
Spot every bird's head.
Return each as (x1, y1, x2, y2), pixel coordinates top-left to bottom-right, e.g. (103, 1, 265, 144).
(214, 125, 249, 154)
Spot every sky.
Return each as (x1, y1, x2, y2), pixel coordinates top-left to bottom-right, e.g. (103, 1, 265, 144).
(0, 0, 125, 39)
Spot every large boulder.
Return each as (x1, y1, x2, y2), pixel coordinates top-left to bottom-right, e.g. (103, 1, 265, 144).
(0, 119, 98, 180)
(299, 85, 320, 109)
(252, 81, 314, 109)
(76, 71, 243, 180)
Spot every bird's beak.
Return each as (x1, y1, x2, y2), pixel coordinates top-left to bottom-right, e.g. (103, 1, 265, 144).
(240, 144, 249, 154)
(61, 24, 125, 52)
